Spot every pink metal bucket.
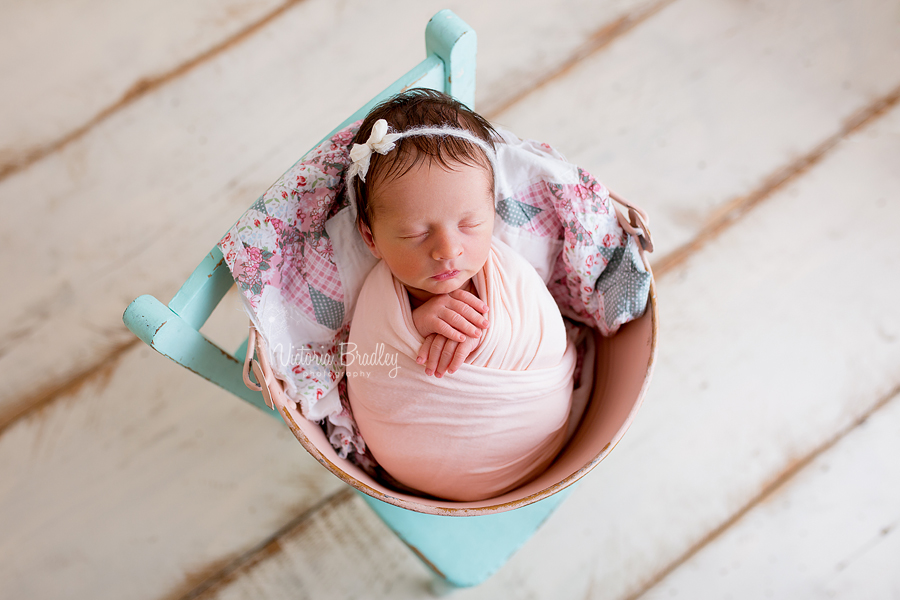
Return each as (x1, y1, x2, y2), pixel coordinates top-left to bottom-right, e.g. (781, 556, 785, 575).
(246, 208, 658, 516)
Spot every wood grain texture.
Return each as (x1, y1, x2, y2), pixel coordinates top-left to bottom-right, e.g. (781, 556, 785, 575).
(639, 391, 900, 600)
(495, 0, 900, 264)
(0, 0, 286, 176)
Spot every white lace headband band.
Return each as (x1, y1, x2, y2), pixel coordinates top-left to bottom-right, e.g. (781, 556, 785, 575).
(344, 118, 498, 216)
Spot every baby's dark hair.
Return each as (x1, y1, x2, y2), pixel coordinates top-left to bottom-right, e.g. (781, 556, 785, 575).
(351, 88, 499, 231)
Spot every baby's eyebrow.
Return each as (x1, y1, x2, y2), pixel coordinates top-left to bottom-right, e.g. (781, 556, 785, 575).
(458, 210, 489, 221)
(385, 218, 428, 235)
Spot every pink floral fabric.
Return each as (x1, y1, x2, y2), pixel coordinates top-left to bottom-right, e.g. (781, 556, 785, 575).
(493, 134, 651, 336)
(219, 124, 367, 456)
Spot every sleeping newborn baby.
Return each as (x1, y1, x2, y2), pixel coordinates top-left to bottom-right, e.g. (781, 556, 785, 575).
(346, 90, 576, 502)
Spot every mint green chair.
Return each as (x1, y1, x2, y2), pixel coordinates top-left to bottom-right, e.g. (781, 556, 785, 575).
(123, 9, 657, 588)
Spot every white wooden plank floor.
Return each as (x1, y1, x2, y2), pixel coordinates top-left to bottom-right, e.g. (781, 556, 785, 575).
(639, 390, 900, 599)
(0, 0, 286, 175)
(1, 0, 897, 598)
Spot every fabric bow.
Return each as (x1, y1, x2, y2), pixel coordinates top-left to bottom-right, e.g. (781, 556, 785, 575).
(348, 119, 401, 182)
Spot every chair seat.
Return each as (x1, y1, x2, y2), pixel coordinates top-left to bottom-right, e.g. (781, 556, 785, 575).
(361, 487, 573, 587)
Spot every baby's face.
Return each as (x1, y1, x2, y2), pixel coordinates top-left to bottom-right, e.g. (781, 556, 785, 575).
(360, 159, 495, 304)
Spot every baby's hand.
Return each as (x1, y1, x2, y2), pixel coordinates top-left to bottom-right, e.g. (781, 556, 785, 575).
(411, 289, 490, 343)
(416, 333, 481, 378)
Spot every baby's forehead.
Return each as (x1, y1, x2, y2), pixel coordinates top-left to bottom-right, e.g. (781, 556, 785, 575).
(372, 158, 492, 196)
(368, 159, 495, 220)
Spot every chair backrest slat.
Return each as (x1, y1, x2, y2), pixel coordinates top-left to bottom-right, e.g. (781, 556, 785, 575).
(168, 246, 232, 330)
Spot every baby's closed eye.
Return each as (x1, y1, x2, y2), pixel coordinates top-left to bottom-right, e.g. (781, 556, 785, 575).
(460, 220, 487, 229)
(399, 221, 485, 239)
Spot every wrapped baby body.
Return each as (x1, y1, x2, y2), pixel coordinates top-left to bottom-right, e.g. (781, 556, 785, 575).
(347, 238, 576, 502)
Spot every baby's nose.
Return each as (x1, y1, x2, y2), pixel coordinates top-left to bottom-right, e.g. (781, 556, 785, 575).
(431, 232, 463, 260)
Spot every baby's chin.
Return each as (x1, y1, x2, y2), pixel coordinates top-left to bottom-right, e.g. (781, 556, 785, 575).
(405, 275, 476, 304)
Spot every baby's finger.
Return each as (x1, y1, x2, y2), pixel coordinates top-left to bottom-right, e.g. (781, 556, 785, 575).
(430, 316, 468, 343)
(424, 335, 446, 376)
(440, 308, 485, 339)
(446, 300, 491, 331)
(417, 334, 436, 365)
(449, 288, 490, 314)
(452, 336, 482, 372)
(435, 338, 459, 377)
(446, 344, 469, 375)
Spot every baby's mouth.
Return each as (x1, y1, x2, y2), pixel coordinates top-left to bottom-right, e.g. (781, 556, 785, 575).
(431, 270, 460, 281)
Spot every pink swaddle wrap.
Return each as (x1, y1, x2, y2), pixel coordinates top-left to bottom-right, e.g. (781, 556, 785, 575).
(347, 238, 576, 501)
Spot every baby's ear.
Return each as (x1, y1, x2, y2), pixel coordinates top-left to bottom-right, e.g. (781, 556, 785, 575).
(357, 220, 381, 258)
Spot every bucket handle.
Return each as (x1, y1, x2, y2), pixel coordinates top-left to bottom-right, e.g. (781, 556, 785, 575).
(242, 325, 276, 410)
(609, 188, 654, 270)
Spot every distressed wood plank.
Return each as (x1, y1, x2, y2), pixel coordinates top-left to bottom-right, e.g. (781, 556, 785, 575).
(0, 0, 658, 175)
(198, 491, 437, 600)
(0, 0, 285, 173)
(639, 392, 900, 600)
(185, 54, 900, 600)
(0, 288, 344, 600)
(464, 0, 669, 117)
(495, 0, 900, 263)
(0, 0, 654, 428)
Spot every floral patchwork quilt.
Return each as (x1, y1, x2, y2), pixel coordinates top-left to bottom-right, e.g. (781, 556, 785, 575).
(218, 122, 651, 458)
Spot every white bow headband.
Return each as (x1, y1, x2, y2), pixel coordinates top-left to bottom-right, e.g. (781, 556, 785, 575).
(347, 119, 401, 183)
(344, 118, 498, 214)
